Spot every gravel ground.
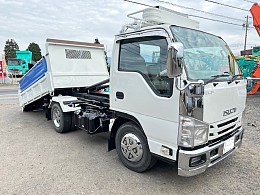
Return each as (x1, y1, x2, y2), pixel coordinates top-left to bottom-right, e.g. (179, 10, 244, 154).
(0, 85, 259, 195)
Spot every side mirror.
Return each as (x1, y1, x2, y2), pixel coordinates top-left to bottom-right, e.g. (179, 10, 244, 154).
(167, 42, 184, 78)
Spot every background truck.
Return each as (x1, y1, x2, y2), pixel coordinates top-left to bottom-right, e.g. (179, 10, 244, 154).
(236, 48, 260, 94)
(19, 6, 246, 177)
(234, 3, 260, 95)
(7, 50, 33, 76)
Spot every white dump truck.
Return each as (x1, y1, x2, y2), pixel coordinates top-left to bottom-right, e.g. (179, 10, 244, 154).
(19, 6, 247, 176)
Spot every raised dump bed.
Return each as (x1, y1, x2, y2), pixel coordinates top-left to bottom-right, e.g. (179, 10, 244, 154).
(18, 38, 109, 110)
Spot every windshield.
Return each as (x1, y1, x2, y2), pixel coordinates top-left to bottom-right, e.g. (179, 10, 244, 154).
(7, 59, 22, 66)
(7, 59, 21, 66)
(170, 26, 241, 80)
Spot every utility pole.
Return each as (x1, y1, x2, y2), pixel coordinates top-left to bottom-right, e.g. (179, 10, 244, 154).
(244, 15, 249, 51)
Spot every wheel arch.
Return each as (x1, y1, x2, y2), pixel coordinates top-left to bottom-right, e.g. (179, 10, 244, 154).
(108, 111, 145, 152)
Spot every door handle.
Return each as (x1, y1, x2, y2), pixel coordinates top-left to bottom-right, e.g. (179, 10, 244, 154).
(116, 91, 124, 99)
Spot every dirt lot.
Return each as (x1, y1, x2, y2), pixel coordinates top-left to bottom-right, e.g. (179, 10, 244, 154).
(0, 85, 259, 195)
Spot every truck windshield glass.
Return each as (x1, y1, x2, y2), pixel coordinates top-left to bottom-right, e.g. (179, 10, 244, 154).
(7, 59, 20, 66)
(170, 26, 241, 80)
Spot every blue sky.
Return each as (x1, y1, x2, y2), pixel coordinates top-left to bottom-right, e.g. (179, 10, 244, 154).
(0, 0, 259, 56)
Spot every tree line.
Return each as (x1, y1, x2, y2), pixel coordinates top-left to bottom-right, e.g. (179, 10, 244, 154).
(3, 39, 42, 62)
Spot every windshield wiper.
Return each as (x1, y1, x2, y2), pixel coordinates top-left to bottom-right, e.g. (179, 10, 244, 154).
(205, 73, 230, 85)
(224, 72, 243, 82)
(205, 72, 243, 85)
(231, 74, 243, 80)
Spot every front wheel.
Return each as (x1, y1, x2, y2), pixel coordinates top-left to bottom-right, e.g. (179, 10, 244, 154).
(115, 122, 157, 172)
(51, 103, 71, 133)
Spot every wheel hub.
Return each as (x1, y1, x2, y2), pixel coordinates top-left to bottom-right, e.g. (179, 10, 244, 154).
(120, 133, 143, 162)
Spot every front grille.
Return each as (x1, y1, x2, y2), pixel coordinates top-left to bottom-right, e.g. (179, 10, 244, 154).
(209, 116, 240, 140)
(208, 127, 240, 147)
(218, 125, 236, 135)
(217, 117, 238, 128)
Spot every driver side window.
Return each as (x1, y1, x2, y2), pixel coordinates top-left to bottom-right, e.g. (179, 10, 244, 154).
(119, 36, 171, 97)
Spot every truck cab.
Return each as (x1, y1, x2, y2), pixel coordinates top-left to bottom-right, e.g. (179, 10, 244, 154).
(109, 6, 246, 176)
(7, 50, 32, 75)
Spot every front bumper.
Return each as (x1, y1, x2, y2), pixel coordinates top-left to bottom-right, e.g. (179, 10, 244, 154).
(178, 126, 244, 177)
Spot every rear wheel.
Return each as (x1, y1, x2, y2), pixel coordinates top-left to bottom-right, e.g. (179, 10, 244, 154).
(51, 103, 71, 133)
(115, 122, 157, 172)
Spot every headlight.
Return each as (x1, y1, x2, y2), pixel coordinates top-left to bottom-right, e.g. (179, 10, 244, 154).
(178, 116, 209, 147)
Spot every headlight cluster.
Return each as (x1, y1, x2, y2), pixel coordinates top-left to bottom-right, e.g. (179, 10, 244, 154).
(178, 116, 209, 147)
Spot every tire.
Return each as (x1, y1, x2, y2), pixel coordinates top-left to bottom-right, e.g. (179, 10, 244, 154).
(115, 122, 157, 173)
(51, 103, 71, 133)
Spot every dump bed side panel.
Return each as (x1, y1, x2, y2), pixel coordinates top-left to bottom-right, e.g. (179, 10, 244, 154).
(19, 58, 48, 92)
(18, 56, 53, 107)
(19, 73, 52, 107)
(46, 39, 109, 89)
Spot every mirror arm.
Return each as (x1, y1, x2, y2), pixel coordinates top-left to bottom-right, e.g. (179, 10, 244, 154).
(246, 77, 260, 80)
(175, 78, 204, 91)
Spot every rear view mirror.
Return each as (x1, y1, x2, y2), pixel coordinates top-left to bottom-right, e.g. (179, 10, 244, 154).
(167, 42, 184, 78)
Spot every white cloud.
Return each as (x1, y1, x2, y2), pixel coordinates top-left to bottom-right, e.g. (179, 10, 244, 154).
(0, 0, 259, 57)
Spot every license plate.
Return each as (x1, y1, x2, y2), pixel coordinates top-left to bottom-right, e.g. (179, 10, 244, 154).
(223, 136, 235, 154)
